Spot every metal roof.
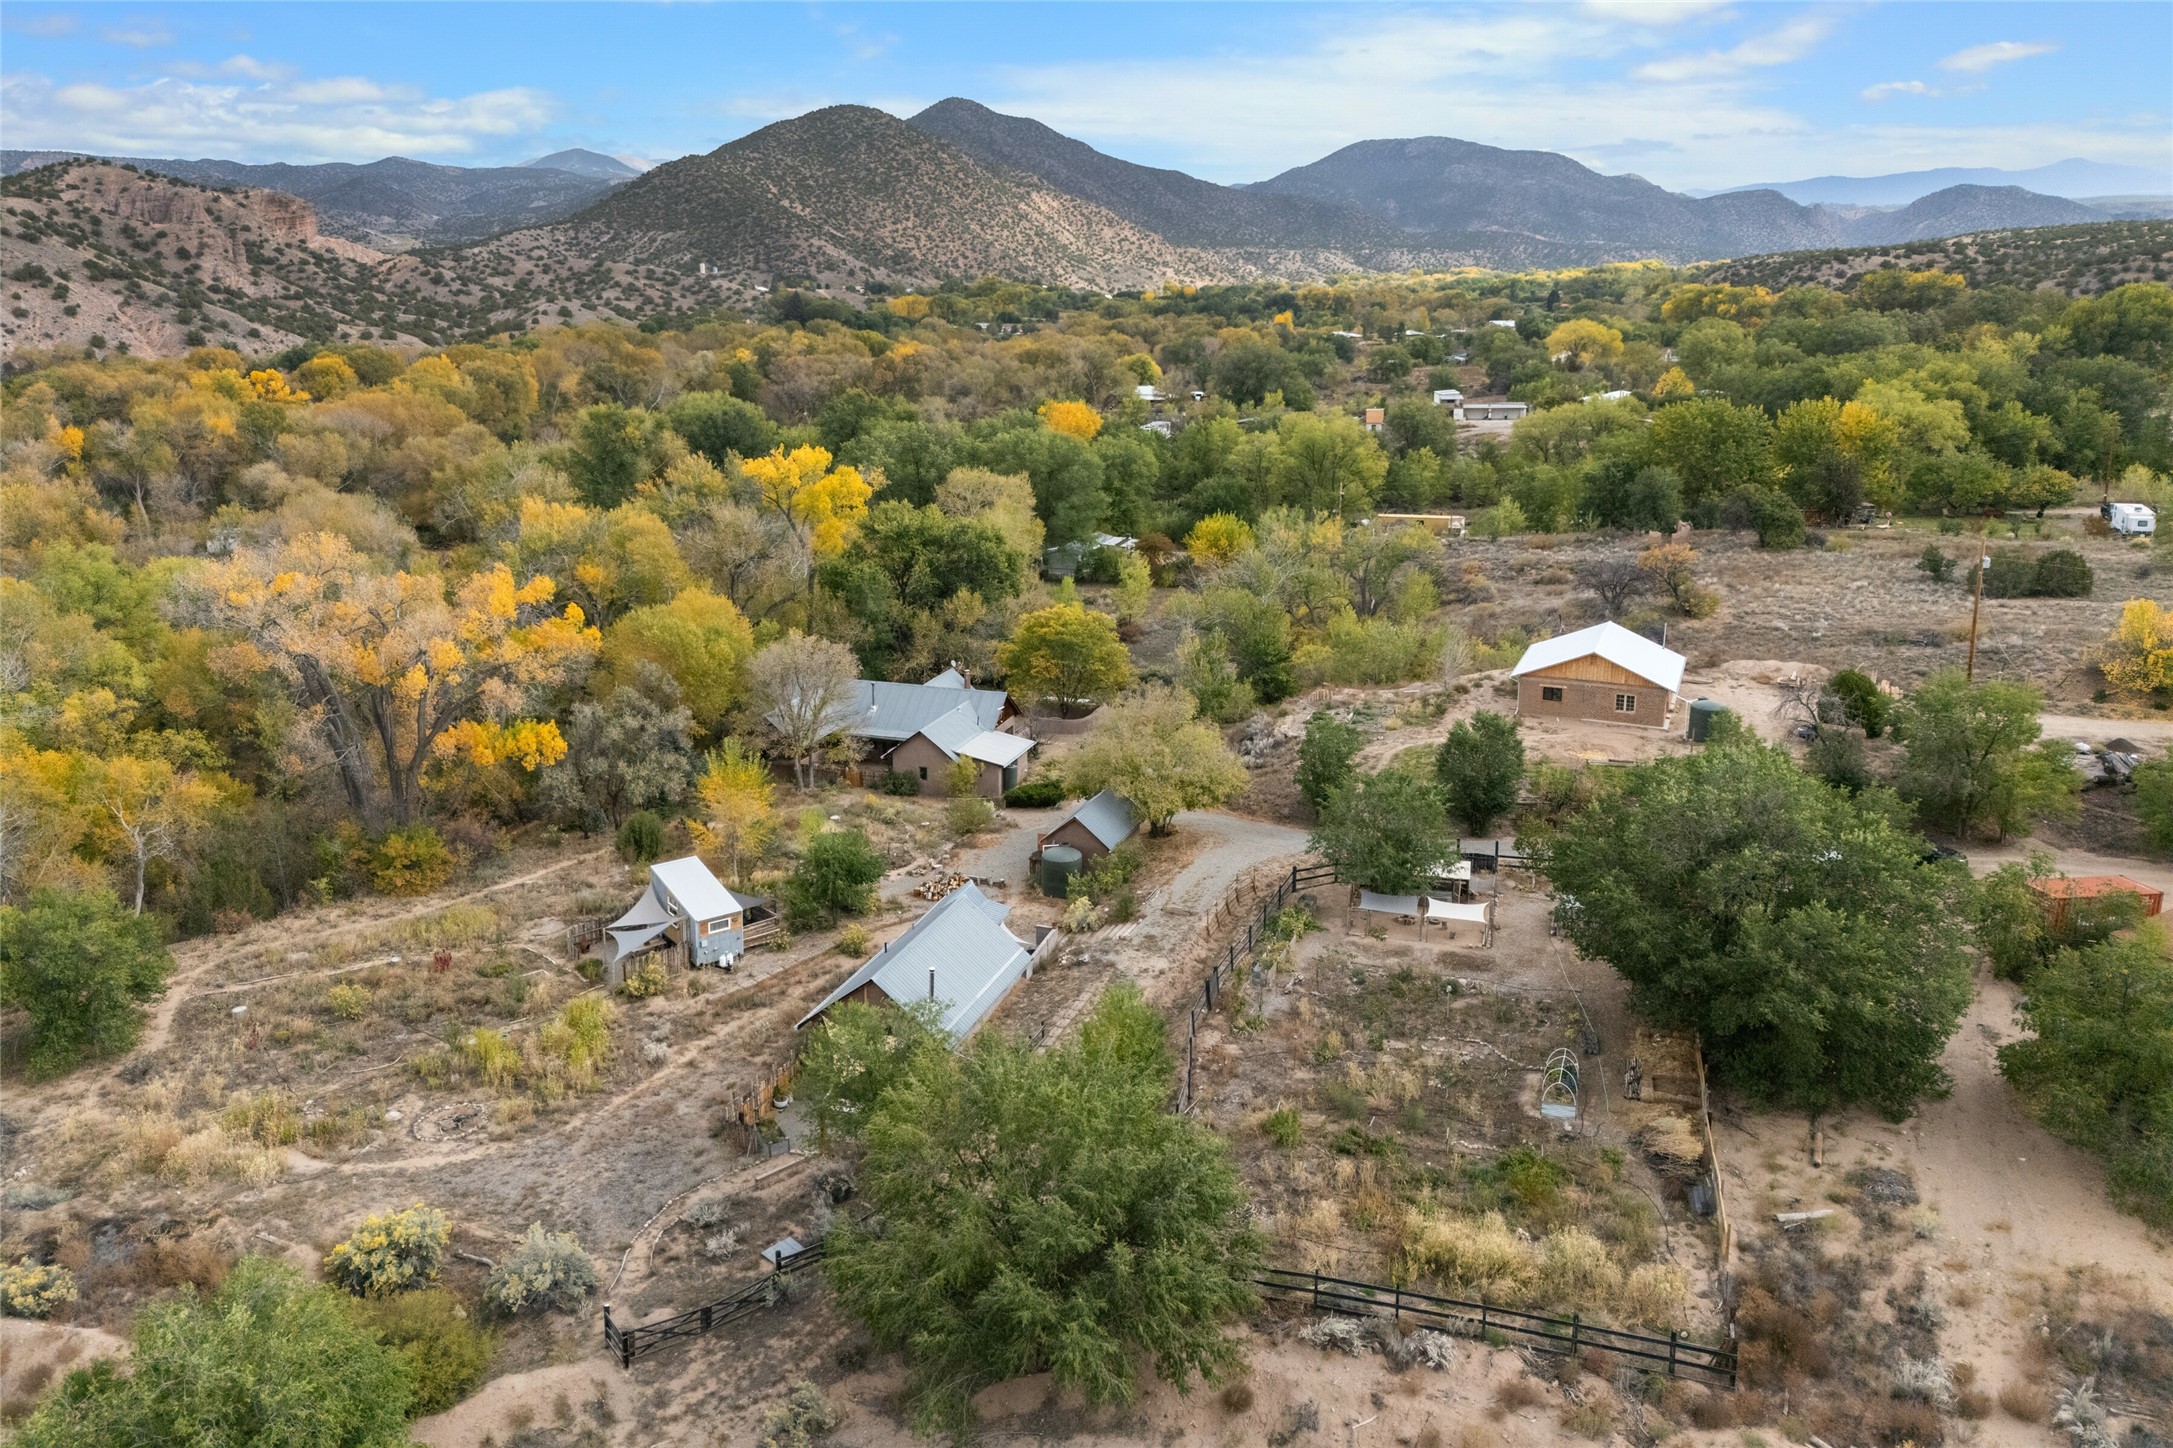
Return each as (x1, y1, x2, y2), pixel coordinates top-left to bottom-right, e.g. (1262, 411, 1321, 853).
(1511, 620, 1685, 694)
(850, 680, 1009, 742)
(1061, 788, 1140, 850)
(926, 666, 968, 689)
(794, 883, 1030, 1041)
(649, 857, 744, 923)
(960, 730, 1034, 767)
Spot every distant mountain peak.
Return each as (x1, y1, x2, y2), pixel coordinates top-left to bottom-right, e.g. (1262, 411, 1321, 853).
(522, 148, 644, 180)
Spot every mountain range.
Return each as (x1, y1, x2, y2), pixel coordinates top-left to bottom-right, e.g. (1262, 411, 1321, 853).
(1703, 158, 2173, 207)
(5, 101, 2165, 360)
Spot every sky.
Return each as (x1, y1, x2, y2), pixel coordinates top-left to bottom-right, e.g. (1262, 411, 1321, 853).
(2, 2, 2168, 194)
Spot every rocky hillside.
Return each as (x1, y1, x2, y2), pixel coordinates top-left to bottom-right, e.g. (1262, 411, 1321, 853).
(1691, 218, 2173, 296)
(0, 162, 544, 357)
(1849, 185, 2106, 244)
(1, 150, 622, 250)
(906, 98, 1423, 268)
(471, 105, 1265, 308)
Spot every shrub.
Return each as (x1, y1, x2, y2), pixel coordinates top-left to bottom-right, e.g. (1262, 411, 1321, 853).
(755, 1381, 843, 1448)
(615, 810, 665, 864)
(1, 1260, 78, 1318)
(324, 1204, 450, 1297)
(484, 1223, 598, 1316)
(837, 924, 873, 957)
(1806, 728, 1870, 792)
(1262, 1106, 1302, 1149)
(1535, 1228, 1623, 1309)
(1401, 1211, 1536, 1303)
(880, 770, 922, 797)
(1617, 1263, 1688, 1328)
(461, 1027, 523, 1090)
(2030, 547, 2094, 597)
(361, 1287, 494, 1416)
(781, 829, 886, 929)
(221, 1089, 303, 1147)
(328, 983, 369, 1021)
(947, 794, 995, 837)
(1826, 668, 1890, 737)
(1003, 777, 1065, 809)
(1917, 545, 1956, 582)
(0, 886, 173, 1078)
(540, 996, 616, 1088)
(620, 959, 668, 998)
(369, 827, 455, 896)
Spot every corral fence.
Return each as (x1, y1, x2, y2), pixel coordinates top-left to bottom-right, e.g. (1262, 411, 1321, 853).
(603, 1235, 827, 1367)
(1177, 861, 1339, 1112)
(1257, 1267, 1736, 1388)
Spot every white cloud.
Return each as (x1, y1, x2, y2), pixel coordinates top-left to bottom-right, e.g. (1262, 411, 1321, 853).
(0, 68, 558, 161)
(220, 55, 292, 81)
(3, 12, 79, 37)
(1633, 13, 1835, 82)
(1579, 0, 1735, 25)
(100, 22, 173, 48)
(1940, 40, 2059, 73)
(1861, 80, 1935, 102)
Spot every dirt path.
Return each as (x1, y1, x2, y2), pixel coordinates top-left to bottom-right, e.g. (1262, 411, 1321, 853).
(135, 848, 613, 1059)
(1109, 810, 1310, 1003)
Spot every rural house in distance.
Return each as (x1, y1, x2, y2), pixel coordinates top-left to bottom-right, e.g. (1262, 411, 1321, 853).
(836, 670, 1035, 797)
(606, 857, 769, 969)
(1512, 620, 1686, 730)
(1036, 787, 1141, 862)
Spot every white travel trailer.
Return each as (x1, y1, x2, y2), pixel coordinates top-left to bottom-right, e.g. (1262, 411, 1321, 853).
(2106, 502, 2156, 537)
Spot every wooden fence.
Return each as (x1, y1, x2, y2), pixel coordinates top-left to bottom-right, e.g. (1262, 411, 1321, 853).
(1177, 861, 1338, 1112)
(603, 1236, 827, 1367)
(1256, 1268, 1736, 1388)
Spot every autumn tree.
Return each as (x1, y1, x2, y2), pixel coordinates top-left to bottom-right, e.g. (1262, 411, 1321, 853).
(1543, 318, 1624, 370)
(1064, 686, 1248, 835)
(598, 586, 754, 736)
(996, 603, 1136, 716)
(752, 632, 862, 789)
(742, 444, 874, 565)
(84, 754, 225, 914)
(181, 534, 595, 826)
(1037, 399, 1103, 442)
(691, 740, 777, 884)
(1183, 513, 1254, 564)
(2096, 598, 2173, 697)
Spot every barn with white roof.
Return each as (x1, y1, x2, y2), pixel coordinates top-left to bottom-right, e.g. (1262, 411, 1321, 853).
(1510, 620, 1686, 730)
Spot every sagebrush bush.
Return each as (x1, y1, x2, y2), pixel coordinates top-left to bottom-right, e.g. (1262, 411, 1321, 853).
(755, 1381, 842, 1448)
(1617, 1262, 1688, 1328)
(947, 794, 995, 836)
(1, 1259, 78, 1318)
(836, 924, 872, 957)
(484, 1223, 597, 1316)
(327, 983, 369, 1021)
(221, 1089, 303, 1147)
(361, 1286, 494, 1415)
(324, 1204, 450, 1297)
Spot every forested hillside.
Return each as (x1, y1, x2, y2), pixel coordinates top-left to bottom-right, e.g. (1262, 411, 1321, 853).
(5, 260, 2170, 949)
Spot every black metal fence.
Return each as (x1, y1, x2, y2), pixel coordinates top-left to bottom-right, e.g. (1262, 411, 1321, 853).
(1257, 1268, 1736, 1387)
(602, 1237, 826, 1367)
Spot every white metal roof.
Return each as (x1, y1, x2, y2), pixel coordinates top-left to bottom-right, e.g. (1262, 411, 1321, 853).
(960, 730, 1034, 768)
(1511, 620, 1685, 694)
(794, 883, 1030, 1040)
(648, 857, 744, 923)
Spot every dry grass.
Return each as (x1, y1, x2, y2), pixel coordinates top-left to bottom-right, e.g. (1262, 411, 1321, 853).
(1489, 1376, 1546, 1420)
(1997, 1382, 2051, 1423)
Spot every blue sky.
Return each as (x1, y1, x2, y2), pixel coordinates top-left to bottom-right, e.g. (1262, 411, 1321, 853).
(3, 2, 2167, 192)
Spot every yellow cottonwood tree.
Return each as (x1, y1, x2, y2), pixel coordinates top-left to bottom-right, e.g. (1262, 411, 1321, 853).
(690, 740, 776, 883)
(2097, 599, 2173, 697)
(184, 533, 597, 825)
(1038, 400, 1103, 442)
(1543, 319, 1624, 369)
(83, 754, 227, 914)
(741, 445, 872, 561)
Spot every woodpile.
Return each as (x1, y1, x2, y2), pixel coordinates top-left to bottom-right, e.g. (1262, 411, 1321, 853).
(914, 873, 969, 901)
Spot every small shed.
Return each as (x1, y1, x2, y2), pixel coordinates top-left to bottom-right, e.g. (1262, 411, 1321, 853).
(1511, 620, 1685, 730)
(607, 857, 753, 969)
(1037, 787, 1140, 861)
(2026, 874, 2165, 932)
(794, 883, 1037, 1042)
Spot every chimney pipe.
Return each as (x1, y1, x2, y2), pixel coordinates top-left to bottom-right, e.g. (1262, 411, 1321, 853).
(928, 966, 936, 1001)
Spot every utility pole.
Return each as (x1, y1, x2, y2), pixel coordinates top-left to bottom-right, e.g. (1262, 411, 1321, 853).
(1964, 541, 1989, 681)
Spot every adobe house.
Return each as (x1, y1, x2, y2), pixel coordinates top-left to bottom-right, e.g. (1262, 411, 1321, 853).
(885, 702, 1037, 798)
(1511, 620, 1686, 730)
(1036, 788, 1140, 862)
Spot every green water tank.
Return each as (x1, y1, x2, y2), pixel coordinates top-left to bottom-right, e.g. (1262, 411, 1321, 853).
(1040, 845, 1084, 898)
(1687, 698, 1729, 743)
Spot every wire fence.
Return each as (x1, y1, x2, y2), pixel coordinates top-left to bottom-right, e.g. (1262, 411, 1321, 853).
(1177, 861, 1338, 1112)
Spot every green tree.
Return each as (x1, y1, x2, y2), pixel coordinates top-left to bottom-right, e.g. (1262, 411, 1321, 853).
(1296, 711, 1364, 813)
(1826, 668, 1890, 738)
(1539, 736, 1973, 1115)
(1196, 586, 1295, 703)
(1894, 671, 2080, 841)
(665, 390, 777, 467)
(781, 828, 886, 929)
(995, 603, 1136, 715)
(1310, 768, 1456, 895)
(2137, 759, 2173, 856)
(1272, 412, 1387, 518)
(822, 984, 1257, 1434)
(538, 670, 697, 830)
(1999, 933, 2173, 1228)
(567, 402, 664, 508)
(1646, 398, 1774, 507)
(818, 501, 1023, 678)
(1211, 339, 1314, 409)
(1065, 686, 1248, 835)
(0, 887, 171, 1078)
(1434, 711, 1525, 834)
(796, 997, 948, 1144)
(15, 1256, 413, 1447)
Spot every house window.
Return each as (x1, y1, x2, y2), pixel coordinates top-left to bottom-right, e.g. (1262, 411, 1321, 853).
(1615, 693, 1637, 713)
(1540, 686, 1565, 703)
(918, 766, 928, 780)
